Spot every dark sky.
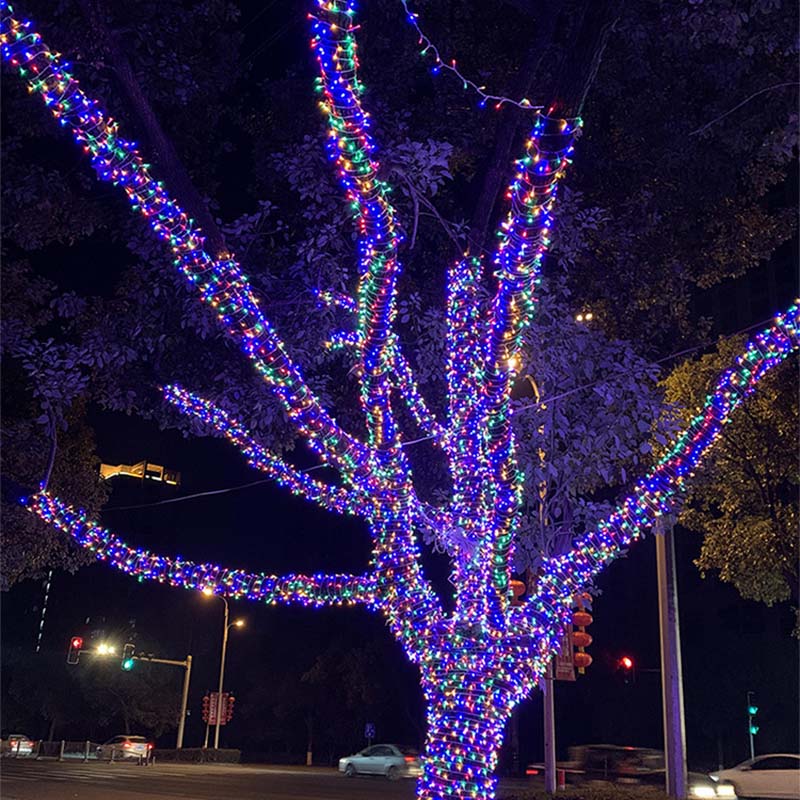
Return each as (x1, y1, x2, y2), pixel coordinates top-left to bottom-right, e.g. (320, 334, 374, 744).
(2, 0, 798, 776)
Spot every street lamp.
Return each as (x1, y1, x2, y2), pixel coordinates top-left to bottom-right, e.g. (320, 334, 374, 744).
(202, 588, 245, 749)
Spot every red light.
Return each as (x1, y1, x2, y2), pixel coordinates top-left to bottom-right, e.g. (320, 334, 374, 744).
(526, 768, 540, 776)
(71, 637, 83, 650)
(620, 656, 633, 670)
(404, 756, 415, 763)
(123, 742, 131, 749)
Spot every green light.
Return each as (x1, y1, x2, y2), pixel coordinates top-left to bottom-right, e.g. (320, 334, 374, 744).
(749, 724, 759, 735)
(747, 705, 758, 716)
(121, 658, 135, 671)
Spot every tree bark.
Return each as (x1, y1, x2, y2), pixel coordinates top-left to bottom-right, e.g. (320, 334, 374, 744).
(469, 0, 623, 254)
(75, 0, 228, 259)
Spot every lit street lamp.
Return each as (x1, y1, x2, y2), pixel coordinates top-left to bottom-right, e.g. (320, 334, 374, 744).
(202, 588, 245, 749)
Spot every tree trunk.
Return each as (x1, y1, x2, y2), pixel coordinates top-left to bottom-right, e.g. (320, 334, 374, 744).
(418, 657, 520, 800)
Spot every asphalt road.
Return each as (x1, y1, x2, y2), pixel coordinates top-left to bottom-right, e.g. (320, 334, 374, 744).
(0, 760, 536, 800)
(0, 761, 420, 800)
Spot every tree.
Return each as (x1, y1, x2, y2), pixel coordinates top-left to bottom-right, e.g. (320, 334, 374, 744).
(663, 339, 798, 612)
(2, 3, 798, 800)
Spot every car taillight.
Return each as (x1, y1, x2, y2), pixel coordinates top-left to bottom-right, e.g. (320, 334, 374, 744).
(147, 744, 153, 750)
(404, 756, 416, 763)
(123, 742, 132, 749)
(526, 768, 539, 776)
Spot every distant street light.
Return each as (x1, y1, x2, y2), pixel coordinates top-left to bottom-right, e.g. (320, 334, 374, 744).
(96, 642, 117, 656)
(203, 589, 245, 749)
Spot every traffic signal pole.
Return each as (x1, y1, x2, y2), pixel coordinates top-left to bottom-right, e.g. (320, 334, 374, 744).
(129, 653, 193, 749)
(655, 516, 688, 799)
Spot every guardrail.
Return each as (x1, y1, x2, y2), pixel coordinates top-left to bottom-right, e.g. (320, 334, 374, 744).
(4, 740, 152, 764)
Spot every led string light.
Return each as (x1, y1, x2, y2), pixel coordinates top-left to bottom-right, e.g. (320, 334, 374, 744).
(399, 0, 544, 111)
(480, 114, 580, 617)
(162, 384, 374, 517)
(310, 0, 405, 451)
(6, 2, 799, 798)
(28, 492, 378, 607)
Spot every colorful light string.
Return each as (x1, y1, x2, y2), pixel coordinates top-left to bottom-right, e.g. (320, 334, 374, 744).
(4, 2, 798, 798)
(399, 0, 543, 111)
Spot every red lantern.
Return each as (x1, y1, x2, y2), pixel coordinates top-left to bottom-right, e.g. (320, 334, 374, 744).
(574, 651, 593, 669)
(572, 610, 593, 628)
(571, 630, 593, 649)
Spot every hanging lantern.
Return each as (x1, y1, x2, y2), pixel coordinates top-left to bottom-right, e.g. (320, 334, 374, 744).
(574, 651, 593, 669)
(571, 630, 593, 649)
(572, 610, 593, 628)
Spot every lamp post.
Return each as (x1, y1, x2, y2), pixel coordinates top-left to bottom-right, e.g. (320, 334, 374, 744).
(203, 589, 244, 749)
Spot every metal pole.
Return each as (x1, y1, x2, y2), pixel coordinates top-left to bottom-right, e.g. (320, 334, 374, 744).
(543, 661, 557, 794)
(747, 691, 755, 760)
(176, 655, 193, 749)
(214, 598, 229, 749)
(203, 722, 210, 749)
(656, 516, 688, 799)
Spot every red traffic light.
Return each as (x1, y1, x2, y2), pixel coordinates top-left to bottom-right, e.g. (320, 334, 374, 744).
(620, 656, 634, 670)
(71, 637, 83, 650)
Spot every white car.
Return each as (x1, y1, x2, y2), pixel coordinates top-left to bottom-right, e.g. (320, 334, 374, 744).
(710, 754, 800, 799)
(2, 735, 35, 757)
(96, 735, 153, 761)
(339, 744, 422, 780)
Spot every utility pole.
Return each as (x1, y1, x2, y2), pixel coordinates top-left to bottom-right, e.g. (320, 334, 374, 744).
(543, 661, 557, 794)
(655, 516, 688, 799)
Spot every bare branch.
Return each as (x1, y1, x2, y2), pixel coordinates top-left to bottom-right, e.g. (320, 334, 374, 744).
(689, 82, 799, 137)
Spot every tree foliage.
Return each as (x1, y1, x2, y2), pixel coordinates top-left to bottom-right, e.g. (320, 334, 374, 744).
(663, 342, 798, 608)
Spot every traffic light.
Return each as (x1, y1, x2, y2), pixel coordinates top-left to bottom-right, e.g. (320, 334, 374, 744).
(225, 694, 235, 724)
(121, 643, 136, 671)
(67, 636, 83, 665)
(201, 694, 211, 724)
(619, 655, 635, 683)
(748, 702, 759, 736)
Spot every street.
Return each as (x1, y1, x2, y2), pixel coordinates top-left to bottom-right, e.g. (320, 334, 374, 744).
(1, 761, 418, 800)
(0, 760, 536, 799)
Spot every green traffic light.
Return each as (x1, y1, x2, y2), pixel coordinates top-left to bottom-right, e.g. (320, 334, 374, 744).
(747, 705, 758, 716)
(121, 658, 135, 671)
(749, 724, 759, 735)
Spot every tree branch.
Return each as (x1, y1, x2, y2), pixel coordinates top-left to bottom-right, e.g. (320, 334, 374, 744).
(26, 492, 378, 607)
(531, 304, 799, 605)
(0, 9, 374, 481)
(163, 385, 375, 518)
(311, 2, 405, 452)
(75, 0, 227, 258)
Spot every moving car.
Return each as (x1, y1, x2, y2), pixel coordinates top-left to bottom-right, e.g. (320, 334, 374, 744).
(96, 735, 153, 761)
(710, 754, 800, 799)
(339, 744, 422, 780)
(2, 735, 35, 757)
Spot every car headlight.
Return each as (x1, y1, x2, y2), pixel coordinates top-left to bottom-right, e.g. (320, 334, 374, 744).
(715, 783, 737, 798)
(690, 786, 717, 798)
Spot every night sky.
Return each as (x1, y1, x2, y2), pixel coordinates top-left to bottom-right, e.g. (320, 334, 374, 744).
(2, 0, 798, 778)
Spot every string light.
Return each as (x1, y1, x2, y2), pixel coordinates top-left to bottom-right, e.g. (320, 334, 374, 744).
(4, 3, 797, 798)
(399, 0, 543, 111)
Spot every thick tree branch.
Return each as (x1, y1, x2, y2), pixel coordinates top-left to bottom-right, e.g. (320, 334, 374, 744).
(26, 492, 378, 607)
(75, 0, 227, 259)
(312, 2, 404, 452)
